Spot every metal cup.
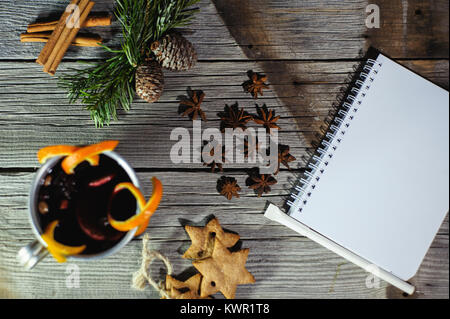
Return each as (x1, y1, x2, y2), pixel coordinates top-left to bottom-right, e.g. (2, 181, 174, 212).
(17, 151, 140, 270)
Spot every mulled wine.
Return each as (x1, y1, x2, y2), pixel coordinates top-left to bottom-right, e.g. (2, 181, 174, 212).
(36, 154, 137, 255)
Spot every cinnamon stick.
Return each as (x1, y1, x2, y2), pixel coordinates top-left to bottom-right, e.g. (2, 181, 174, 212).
(36, 0, 81, 66)
(48, 1, 95, 75)
(21, 33, 102, 47)
(83, 15, 111, 27)
(27, 15, 111, 33)
(43, 0, 91, 74)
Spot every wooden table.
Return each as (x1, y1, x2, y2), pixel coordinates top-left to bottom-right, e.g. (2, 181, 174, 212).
(0, 0, 448, 299)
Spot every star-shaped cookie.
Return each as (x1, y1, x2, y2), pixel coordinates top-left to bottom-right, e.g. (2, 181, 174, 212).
(183, 218, 240, 260)
(193, 238, 255, 299)
(165, 274, 203, 299)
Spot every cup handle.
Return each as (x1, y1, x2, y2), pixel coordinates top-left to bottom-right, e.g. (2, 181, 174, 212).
(17, 240, 49, 270)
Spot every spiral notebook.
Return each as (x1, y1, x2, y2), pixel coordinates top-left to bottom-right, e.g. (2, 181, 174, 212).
(265, 50, 449, 294)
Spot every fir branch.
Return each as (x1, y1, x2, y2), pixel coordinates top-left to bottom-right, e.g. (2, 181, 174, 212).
(60, 51, 136, 127)
(59, 0, 200, 127)
(152, 0, 201, 40)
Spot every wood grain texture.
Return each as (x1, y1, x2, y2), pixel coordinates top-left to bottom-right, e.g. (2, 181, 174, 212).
(212, 0, 449, 60)
(0, 0, 246, 61)
(0, 171, 447, 298)
(0, 0, 448, 299)
(0, 60, 447, 169)
(211, 0, 449, 139)
(3, 0, 448, 61)
(368, 0, 450, 59)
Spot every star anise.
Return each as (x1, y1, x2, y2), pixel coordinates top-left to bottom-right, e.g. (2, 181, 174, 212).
(274, 144, 296, 174)
(180, 89, 207, 121)
(253, 104, 281, 134)
(243, 72, 269, 99)
(218, 103, 253, 132)
(238, 135, 262, 160)
(246, 170, 277, 197)
(217, 176, 241, 200)
(202, 141, 225, 173)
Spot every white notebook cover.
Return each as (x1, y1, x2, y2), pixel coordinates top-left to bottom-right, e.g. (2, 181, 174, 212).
(288, 53, 449, 281)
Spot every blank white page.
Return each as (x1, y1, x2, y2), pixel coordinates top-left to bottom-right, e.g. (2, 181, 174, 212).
(290, 54, 449, 280)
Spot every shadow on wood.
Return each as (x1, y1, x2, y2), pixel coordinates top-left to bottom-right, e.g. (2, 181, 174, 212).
(211, 0, 366, 150)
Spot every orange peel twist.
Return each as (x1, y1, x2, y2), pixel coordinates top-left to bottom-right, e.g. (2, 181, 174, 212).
(108, 177, 163, 237)
(61, 140, 119, 174)
(41, 220, 86, 263)
(37, 144, 100, 166)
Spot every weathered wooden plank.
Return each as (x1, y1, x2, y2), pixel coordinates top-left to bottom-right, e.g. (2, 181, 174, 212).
(1, 60, 447, 126)
(0, 0, 246, 60)
(410, 235, 449, 299)
(368, 0, 450, 59)
(2, 0, 448, 61)
(0, 127, 314, 171)
(212, 0, 449, 126)
(0, 171, 386, 299)
(0, 171, 447, 298)
(0, 236, 391, 299)
(212, 0, 449, 60)
(213, 0, 366, 61)
(0, 171, 294, 229)
(1, 60, 448, 90)
(0, 60, 447, 169)
(0, 59, 297, 168)
(0, 171, 447, 234)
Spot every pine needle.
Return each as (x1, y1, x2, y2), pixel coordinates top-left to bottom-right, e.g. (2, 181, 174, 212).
(59, 0, 200, 127)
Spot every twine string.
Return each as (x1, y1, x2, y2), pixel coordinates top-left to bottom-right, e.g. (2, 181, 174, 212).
(132, 233, 173, 299)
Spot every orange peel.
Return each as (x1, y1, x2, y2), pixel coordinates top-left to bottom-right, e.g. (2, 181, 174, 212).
(61, 140, 119, 174)
(37, 145, 100, 166)
(41, 220, 86, 263)
(108, 177, 163, 236)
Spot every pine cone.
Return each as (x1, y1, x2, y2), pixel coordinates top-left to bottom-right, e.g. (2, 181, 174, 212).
(135, 59, 165, 103)
(150, 32, 197, 71)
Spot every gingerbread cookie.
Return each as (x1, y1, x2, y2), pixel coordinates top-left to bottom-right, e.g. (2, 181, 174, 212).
(183, 218, 240, 260)
(193, 238, 255, 299)
(165, 273, 204, 299)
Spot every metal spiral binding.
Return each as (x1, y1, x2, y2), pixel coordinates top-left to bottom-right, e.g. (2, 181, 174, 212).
(287, 57, 382, 215)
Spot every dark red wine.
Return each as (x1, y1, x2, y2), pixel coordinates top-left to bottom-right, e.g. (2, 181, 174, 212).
(37, 155, 137, 255)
